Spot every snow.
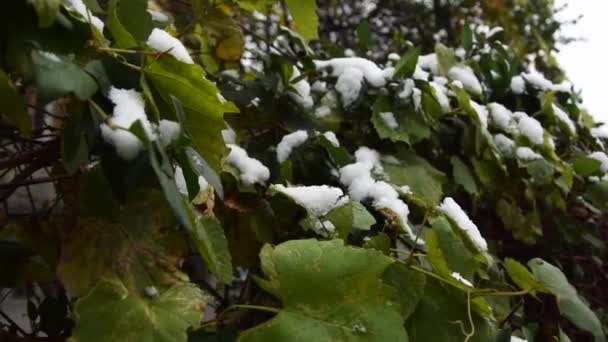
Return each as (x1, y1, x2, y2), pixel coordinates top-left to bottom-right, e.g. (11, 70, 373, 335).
(144, 286, 159, 298)
(494, 134, 516, 158)
(100, 87, 152, 160)
(399, 185, 412, 195)
(516, 147, 542, 161)
(158, 120, 180, 146)
(314, 57, 392, 87)
(387, 53, 401, 61)
(412, 88, 422, 111)
(322, 131, 340, 147)
(314, 105, 332, 118)
(591, 125, 608, 139)
(589, 151, 608, 172)
(514, 112, 544, 146)
(552, 104, 576, 135)
(448, 65, 483, 95)
(438, 197, 488, 251)
(175, 166, 208, 196)
(398, 79, 416, 100)
(272, 184, 347, 216)
(222, 126, 236, 144)
(430, 81, 451, 111)
(380, 112, 399, 129)
(510, 76, 526, 94)
(521, 69, 571, 93)
(413, 66, 429, 80)
(289, 66, 313, 109)
(276, 130, 309, 163)
(64, 0, 104, 32)
(146, 28, 194, 64)
(147, 9, 169, 23)
(451, 272, 473, 287)
(488, 103, 513, 132)
(470, 101, 489, 129)
(487, 26, 504, 37)
(417, 53, 439, 74)
(314, 220, 336, 233)
(339, 147, 413, 237)
(225, 144, 270, 186)
(311, 80, 327, 93)
(335, 67, 364, 107)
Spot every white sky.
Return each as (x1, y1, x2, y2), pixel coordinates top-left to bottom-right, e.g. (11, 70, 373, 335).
(556, 1, 608, 122)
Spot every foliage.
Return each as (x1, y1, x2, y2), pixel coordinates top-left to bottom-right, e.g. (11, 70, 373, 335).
(0, 0, 606, 341)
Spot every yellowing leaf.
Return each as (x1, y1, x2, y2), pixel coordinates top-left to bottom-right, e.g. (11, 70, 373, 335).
(285, 0, 318, 41)
(216, 33, 244, 61)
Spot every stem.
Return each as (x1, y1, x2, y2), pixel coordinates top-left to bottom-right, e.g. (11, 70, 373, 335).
(405, 210, 430, 264)
(88, 100, 109, 121)
(471, 288, 530, 298)
(199, 304, 280, 329)
(0, 175, 73, 190)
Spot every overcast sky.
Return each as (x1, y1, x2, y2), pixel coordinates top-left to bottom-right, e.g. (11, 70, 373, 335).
(556, 1, 608, 122)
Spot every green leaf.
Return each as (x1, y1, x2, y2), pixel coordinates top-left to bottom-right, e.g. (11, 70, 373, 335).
(239, 239, 407, 341)
(357, 21, 372, 51)
(462, 23, 473, 51)
(28, 0, 62, 27)
(285, 0, 319, 41)
(145, 57, 238, 171)
(525, 159, 554, 184)
(383, 150, 446, 208)
(183, 147, 224, 200)
(432, 216, 478, 279)
(31, 50, 98, 102)
(421, 90, 443, 119)
(435, 43, 456, 76)
(236, 0, 276, 12)
(504, 258, 540, 293)
(406, 278, 494, 342)
(325, 201, 376, 239)
(584, 181, 608, 211)
(496, 199, 542, 245)
(362, 233, 391, 254)
(573, 156, 602, 177)
(527, 258, 606, 342)
(71, 278, 208, 342)
(148, 139, 194, 232)
(187, 208, 233, 284)
(0, 70, 31, 135)
(394, 47, 420, 79)
(451, 157, 478, 195)
(107, 0, 137, 48)
(424, 229, 451, 277)
(382, 263, 426, 319)
(61, 111, 89, 175)
(371, 96, 430, 145)
(117, 0, 153, 41)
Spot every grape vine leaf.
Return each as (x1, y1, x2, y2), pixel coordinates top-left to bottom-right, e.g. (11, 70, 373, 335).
(0, 70, 31, 135)
(144, 57, 238, 171)
(405, 278, 494, 342)
(285, 0, 319, 41)
(325, 201, 376, 239)
(238, 239, 408, 341)
(31, 50, 98, 102)
(71, 278, 208, 342)
(527, 258, 606, 342)
(383, 150, 446, 208)
(27, 0, 62, 28)
(186, 207, 233, 284)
